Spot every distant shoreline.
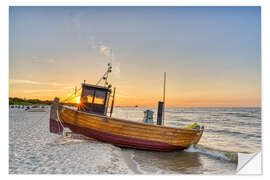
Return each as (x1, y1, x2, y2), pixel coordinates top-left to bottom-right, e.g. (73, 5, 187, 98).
(9, 97, 261, 109)
(114, 106, 261, 109)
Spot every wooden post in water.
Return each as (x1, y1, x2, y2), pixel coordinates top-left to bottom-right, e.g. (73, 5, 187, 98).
(162, 72, 166, 125)
(157, 101, 164, 125)
(157, 72, 166, 126)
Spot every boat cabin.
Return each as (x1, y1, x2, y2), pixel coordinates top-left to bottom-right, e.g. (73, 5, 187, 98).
(78, 83, 111, 115)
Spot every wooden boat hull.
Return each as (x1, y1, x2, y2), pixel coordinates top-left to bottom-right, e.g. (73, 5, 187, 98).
(50, 104, 203, 151)
(64, 123, 185, 150)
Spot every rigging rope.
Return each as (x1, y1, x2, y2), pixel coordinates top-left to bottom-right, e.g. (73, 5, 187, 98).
(61, 87, 82, 103)
(11, 84, 83, 140)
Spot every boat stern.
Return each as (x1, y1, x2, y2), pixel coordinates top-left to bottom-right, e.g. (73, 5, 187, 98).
(193, 126, 204, 145)
(49, 97, 63, 134)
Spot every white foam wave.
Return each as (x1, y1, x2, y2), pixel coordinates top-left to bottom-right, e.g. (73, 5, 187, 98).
(185, 145, 238, 163)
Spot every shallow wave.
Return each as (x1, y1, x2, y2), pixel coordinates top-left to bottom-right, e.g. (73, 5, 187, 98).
(174, 118, 192, 122)
(184, 145, 238, 164)
(221, 112, 260, 119)
(205, 128, 260, 139)
(129, 151, 174, 174)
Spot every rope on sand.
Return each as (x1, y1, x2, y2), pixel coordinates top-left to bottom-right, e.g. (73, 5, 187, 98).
(56, 105, 66, 135)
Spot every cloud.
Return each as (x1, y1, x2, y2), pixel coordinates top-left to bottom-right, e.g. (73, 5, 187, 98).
(31, 56, 55, 64)
(87, 37, 113, 59)
(10, 79, 65, 86)
(99, 44, 112, 59)
(97, 43, 121, 78)
(23, 89, 58, 93)
(87, 36, 120, 78)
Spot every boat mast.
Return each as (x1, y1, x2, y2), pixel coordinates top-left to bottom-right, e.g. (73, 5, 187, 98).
(96, 62, 112, 88)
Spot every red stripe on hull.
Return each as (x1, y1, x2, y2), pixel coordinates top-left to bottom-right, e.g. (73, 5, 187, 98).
(50, 118, 63, 134)
(63, 123, 185, 151)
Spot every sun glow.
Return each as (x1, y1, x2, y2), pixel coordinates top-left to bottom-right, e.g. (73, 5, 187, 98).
(75, 96, 81, 104)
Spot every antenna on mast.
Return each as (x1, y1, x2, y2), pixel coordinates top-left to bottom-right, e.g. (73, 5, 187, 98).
(96, 62, 112, 88)
(110, 49, 113, 62)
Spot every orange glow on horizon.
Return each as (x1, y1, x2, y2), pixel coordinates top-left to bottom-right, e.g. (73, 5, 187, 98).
(8, 89, 261, 107)
(9, 76, 261, 107)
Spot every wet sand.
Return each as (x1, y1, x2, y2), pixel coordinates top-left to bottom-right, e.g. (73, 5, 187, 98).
(121, 147, 236, 174)
(121, 149, 141, 174)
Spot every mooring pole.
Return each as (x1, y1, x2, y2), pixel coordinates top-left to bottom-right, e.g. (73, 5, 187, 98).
(157, 72, 166, 126)
(110, 88, 116, 117)
(162, 72, 166, 125)
(157, 101, 164, 125)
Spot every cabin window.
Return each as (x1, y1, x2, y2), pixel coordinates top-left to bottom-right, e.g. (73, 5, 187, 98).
(79, 84, 110, 115)
(82, 88, 106, 105)
(82, 89, 94, 103)
(94, 91, 106, 105)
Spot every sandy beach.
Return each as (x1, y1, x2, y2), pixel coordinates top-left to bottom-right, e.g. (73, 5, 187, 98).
(9, 107, 133, 174)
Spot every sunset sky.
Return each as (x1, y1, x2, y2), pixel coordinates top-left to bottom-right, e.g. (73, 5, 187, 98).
(9, 6, 261, 107)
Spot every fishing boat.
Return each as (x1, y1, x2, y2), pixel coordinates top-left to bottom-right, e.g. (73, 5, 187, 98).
(50, 63, 204, 151)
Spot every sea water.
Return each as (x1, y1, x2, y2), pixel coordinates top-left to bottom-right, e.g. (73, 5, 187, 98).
(9, 107, 261, 174)
(113, 107, 261, 174)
